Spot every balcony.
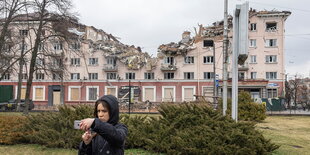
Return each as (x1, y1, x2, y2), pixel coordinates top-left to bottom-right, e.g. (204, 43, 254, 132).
(103, 64, 118, 72)
(238, 63, 249, 71)
(161, 63, 177, 71)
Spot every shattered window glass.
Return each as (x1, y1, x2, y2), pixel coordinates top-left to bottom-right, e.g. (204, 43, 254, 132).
(164, 57, 174, 65)
(203, 56, 214, 64)
(266, 22, 277, 31)
(71, 73, 80, 80)
(71, 58, 80, 66)
(265, 55, 277, 63)
(126, 73, 135, 79)
(265, 39, 277, 47)
(19, 29, 28, 36)
(53, 42, 63, 51)
(107, 73, 117, 80)
(250, 23, 256, 31)
(3, 73, 10, 80)
(88, 88, 98, 100)
(164, 72, 174, 79)
(184, 72, 194, 79)
(203, 40, 214, 47)
(204, 72, 214, 80)
(88, 73, 98, 80)
(184, 56, 194, 64)
(35, 73, 44, 80)
(144, 72, 154, 80)
(266, 72, 277, 79)
(89, 58, 98, 65)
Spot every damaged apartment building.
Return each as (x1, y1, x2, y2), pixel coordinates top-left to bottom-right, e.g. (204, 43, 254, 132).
(0, 9, 291, 107)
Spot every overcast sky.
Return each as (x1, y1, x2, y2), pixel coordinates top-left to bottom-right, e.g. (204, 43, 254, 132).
(73, 0, 310, 78)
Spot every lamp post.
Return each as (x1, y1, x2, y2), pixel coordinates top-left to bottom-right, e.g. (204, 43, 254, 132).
(128, 79, 131, 115)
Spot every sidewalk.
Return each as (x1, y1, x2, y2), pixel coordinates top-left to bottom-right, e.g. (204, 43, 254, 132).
(267, 110, 310, 116)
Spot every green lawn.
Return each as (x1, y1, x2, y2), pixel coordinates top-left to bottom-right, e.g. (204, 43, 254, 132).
(0, 144, 159, 155)
(256, 116, 310, 155)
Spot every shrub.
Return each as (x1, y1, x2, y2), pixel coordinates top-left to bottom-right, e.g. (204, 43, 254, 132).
(124, 103, 278, 154)
(218, 91, 266, 122)
(0, 115, 28, 144)
(20, 105, 93, 148)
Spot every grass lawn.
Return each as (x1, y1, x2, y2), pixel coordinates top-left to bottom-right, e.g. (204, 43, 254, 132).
(0, 144, 159, 155)
(256, 116, 310, 155)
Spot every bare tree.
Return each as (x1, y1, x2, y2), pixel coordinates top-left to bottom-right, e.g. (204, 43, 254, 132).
(23, 0, 75, 114)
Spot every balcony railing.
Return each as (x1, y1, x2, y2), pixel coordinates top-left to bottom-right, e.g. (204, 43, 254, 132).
(103, 64, 118, 72)
(161, 63, 177, 71)
(238, 62, 249, 71)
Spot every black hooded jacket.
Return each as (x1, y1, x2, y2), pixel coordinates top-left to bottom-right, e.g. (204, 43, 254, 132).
(78, 95, 128, 155)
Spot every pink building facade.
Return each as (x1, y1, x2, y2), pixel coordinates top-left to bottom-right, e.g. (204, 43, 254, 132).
(0, 9, 291, 106)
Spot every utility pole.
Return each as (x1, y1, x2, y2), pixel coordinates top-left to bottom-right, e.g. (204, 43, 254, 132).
(128, 80, 131, 115)
(222, 0, 228, 116)
(213, 41, 217, 106)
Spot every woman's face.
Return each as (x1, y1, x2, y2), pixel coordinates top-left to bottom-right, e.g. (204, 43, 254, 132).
(97, 103, 110, 122)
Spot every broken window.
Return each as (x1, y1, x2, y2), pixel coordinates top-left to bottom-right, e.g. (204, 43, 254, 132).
(265, 39, 277, 47)
(88, 73, 98, 80)
(20, 43, 27, 51)
(184, 72, 194, 79)
(71, 73, 80, 80)
(267, 88, 277, 98)
(53, 41, 63, 51)
(3, 44, 12, 53)
(107, 72, 117, 80)
(35, 58, 44, 66)
(250, 23, 257, 31)
(203, 56, 214, 64)
(266, 22, 277, 31)
(251, 72, 257, 79)
(71, 58, 80, 66)
(3, 73, 10, 80)
(36, 73, 44, 80)
(265, 55, 277, 63)
(38, 43, 45, 51)
(52, 73, 62, 80)
(204, 72, 214, 80)
(164, 72, 174, 79)
(107, 57, 116, 65)
(250, 55, 257, 63)
(266, 72, 277, 79)
(164, 57, 174, 65)
(249, 39, 256, 47)
(144, 72, 154, 80)
(89, 58, 98, 66)
(126, 72, 135, 80)
(71, 42, 80, 50)
(203, 40, 214, 47)
(19, 29, 28, 36)
(184, 56, 194, 64)
(52, 58, 62, 67)
(238, 72, 245, 80)
(22, 73, 28, 80)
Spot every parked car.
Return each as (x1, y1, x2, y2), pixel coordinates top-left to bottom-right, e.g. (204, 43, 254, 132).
(0, 99, 34, 111)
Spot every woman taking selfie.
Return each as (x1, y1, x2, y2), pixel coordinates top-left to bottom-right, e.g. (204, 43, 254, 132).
(78, 95, 128, 155)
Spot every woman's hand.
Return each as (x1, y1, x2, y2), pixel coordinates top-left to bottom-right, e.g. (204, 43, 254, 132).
(80, 118, 95, 131)
(82, 130, 96, 145)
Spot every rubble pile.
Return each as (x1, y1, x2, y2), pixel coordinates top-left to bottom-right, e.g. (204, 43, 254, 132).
(158, 31, 195, 56)
(68, 26, 157, 70)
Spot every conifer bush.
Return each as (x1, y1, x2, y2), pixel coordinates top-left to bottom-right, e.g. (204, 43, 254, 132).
(124, 103, 278, 154)
(20, 105, 93, 148)
(218, 91, 266, 122)
(0, 115, 27, 144)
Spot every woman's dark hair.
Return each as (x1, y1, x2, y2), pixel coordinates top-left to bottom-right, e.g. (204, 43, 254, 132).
(94, 100, 110, 118)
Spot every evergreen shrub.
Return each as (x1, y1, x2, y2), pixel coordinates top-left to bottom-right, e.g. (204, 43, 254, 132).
(218, 91, 266, 122)
(20, 105, 93, 148)
(0, 115, 27, 144)
(124, 103, 278, 154)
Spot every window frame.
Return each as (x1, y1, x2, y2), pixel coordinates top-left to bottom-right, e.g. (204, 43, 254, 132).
(86, 86, 99, 101)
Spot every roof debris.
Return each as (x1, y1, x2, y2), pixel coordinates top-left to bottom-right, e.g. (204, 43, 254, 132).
(158, 31, 196, 56)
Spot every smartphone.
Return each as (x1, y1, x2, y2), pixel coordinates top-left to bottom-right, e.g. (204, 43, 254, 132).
(74, 120, 81, 129)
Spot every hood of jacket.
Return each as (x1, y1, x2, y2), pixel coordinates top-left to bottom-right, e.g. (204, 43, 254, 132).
(97, 95, 119, 125)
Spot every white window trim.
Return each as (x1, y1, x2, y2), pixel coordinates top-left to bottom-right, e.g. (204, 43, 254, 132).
(162, 86, 176, 102)
(68, 86, 81, 101)
(202, 86, 213, 96)
(32, 86, 45, 101)
(86, 86, 99, 101)
(142, 86, 156, 102)
(182, 86, 196, 102)
(15, 85, 26, 99)
(104, 86, 118, 98)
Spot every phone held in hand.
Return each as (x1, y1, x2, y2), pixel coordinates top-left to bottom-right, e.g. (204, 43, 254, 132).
(74, 120, 81, 129)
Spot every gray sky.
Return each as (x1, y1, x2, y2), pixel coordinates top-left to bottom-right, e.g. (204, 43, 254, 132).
(73, 0, 310, 78)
